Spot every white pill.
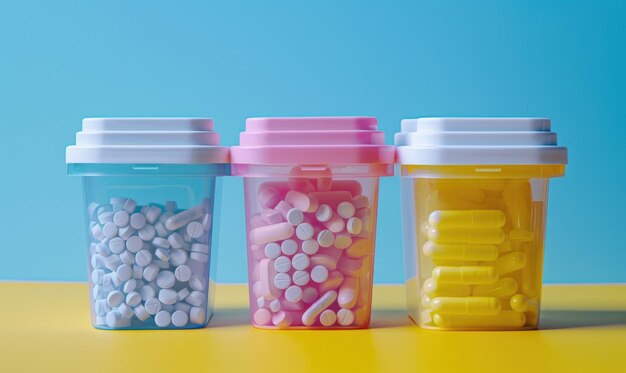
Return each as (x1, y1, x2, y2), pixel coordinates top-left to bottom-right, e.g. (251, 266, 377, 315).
(317, 230, 335, 248)
(126, 291, 141, 307)
(295, 223, 314, 240)
(122, 279, 137, 293)
(187, 222, 204, 239)
(292, 253, 310, 271)
(168, 232, 184, 249)
(91, 269, 105, 284)
(189, 276, 204, 291)
(171, 310, 189, 327)
(134, 249, 152, 267)
(116, 264, 133, 282)
(337, 201, 356, 219)
(110, 271, 122, 287)
(202, 214, 212, 231)
(140, 285, 156, 301)
(257, 296, 265, 309)
(186, 291, 205, 307)
(254, 308, 272, 325)
(155, 247, 170, 262)
(122, 198, 136, 214)
(269, 298, 281, 312)
(175, 302, 191, 313)
(138, 225, 156, 241)
(130, 213, 146, 230)
(103, 255, 122, 271)
(169, 249, 188, 266)
(292, 270, 310, 286)
(145, 206, 162, 224)
(108, 237, 125, 254)
(143, 298, 161, 316)
(92, 284, 104, 300)
(98, 211, 114, 225)
(347, 217, 362, 235)
(113, 211, 130, 227)
(155, 310, 171, 327)
(125, 236, 143, 253)
(94, 299, 110, 316)
(191, 243, 209, 254)
(91, 224, 105, 241)
(273, 273, 291, 290)
(337, 308, 355, 326)
(158, 288, 178, 305)
(315, 204, 333, 222)
(156, 271, 176, 289)
(106, 290, 124, 307)
(302, 240, 319, 255)
(264, 242, 281, 259)
(118, 303, 134, 319)
(154, 222, 168, 237)
(133, 305, 150, 321)
(281, 239, 298, 256)
(162, 304, 175, 313)
(302, 287, 318, 303)
(153, 237, 170, 249)
(174, 265, 192, 282)
(119, 250, 135, 266)
(285, 285, 303, 303)
(286, 209, 304, 226)
(189, 252, 208, 263)
(102, 223, 118, 239)
(105, 310, 122, 328)
(177, 288, 190, 301)
(119, 226, 135, 241)
(311, 265, 329, 283)
(320, 309, 337, 326)
(94, 243, 110, 256)
(143, 263, 160, 282)
(190, 307, 206, 324)
(274, 256, 292, 273)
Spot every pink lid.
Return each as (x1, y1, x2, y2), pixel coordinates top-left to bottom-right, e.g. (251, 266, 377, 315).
(231, 117, 394, 166)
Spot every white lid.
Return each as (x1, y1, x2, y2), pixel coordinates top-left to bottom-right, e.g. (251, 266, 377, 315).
(395, 118, 568, 165)
(66, 118, 229, 164)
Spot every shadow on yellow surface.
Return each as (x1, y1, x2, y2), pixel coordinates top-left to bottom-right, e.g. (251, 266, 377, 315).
(540, 310, 626, 329)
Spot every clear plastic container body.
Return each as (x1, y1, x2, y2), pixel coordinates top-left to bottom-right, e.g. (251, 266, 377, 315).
(239, 164, 385, 329)
(70, 164, 226, 330)
(400, 164, 565, 331)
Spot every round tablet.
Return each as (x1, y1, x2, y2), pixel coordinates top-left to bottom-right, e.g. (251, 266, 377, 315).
(320, 310, 337, 326)
(126, 291, 141, 307)
(334, 233, 352, 249)
(286, 209, 304, 226)
(171, 310, 189, 327)
(302, 287, 318, 303)
(284, 285, 303, 303)
(169, 248, 188, 266)
(337, 201, 356, 219)
(347, 217, 362, 235)
(140, 285, 156, 301)
(273, 273, 291, 290)
(311, 265, 329, 283)
(158, 288, 178, 305)
(144, 298, 162, 315)
(126, 236, 143, 253)
(106, 290, 123, 307)
(315, 204, 332, 222)
(281, 240, 298, 256)
(123, 279, 137, 293)
(168, 232, 184, 249)
(253, 308, 271, 325)
(102, 223, 118, 239)
(155, 310, 171, 327)
(190, 307, 206, 325)
(296, 223, 314, 240)
(292, 270, 310, 286)
(274, 256, 292, 273)
(189, 276, 204, 291)
(135, 250, 152, 267)
(138, 225, 156, 241)
(175, 265, 192, 282)
(116, 264, 133, 282)
(113, 211, 130, 227)
(156, 271, 175, 289)
(130, 213, 146, 229)
(291, 253, 310, 271)
(337, 308, 355, 326)
(108, 237, 125, 254)
(317, 230, 335, 248)
(187, 222, 204, 239)
(270, 299, 281, 313)
(264, 242, 281, 259)
(302, 240, 319, 255)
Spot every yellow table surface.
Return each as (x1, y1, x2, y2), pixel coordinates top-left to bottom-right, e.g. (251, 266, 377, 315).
(1, 283, 625, 372)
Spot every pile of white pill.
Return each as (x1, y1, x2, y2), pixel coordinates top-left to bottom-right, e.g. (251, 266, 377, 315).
(87, 197, 212, 329)
(247, 173, 376, 328)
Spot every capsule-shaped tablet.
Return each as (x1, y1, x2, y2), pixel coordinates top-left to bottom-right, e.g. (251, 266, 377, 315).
(432, 266, 499, 285)
(249, 222, 295, 245)
(429, 210, 506, 228)
(428, 227, 505, 244)
(422, 278, 471, 297)
(431, 296, 501, 315)
(503, 181, 532, 230)
(491, 251, 527, 275)
(472, 278, 518, 297)
(423, 242, 499, 262)
(433, 310, 526, 329)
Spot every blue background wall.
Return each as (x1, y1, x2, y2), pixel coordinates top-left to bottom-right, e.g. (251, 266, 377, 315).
(1, 1, 624, 283)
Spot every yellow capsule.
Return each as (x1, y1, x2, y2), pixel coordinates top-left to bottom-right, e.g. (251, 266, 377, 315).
(423, 241, 499, 261)
(503, 181, 532, 230)
(510, 294, 539, 327)
(432, 259, 479, 267)
(428, 210, 506, 228)
(422, 277, 471, 297)
(509, 229, 535, 241)
(498, 240, 513, 252)
(433, 310, 526, 329)
(431, 296, 501, 315)
(510, 294, 530, 312)
(432, 266, 499, 285)
(428, 227, 505, 244)
(421, 294, 432, 308)
(472, 278, 519, 297)
(492, 251, 527, 275)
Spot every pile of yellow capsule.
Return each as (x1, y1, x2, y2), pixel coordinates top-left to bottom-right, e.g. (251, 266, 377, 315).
(418, 180, 543, 330)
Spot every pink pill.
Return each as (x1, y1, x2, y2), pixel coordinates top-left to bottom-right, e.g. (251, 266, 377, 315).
(324, 214, 345, 233)
(258, 186, 281, 209)
(302, 287, 318, 303)
(272, 311, 293, 328)
(259, 258, 281, 299)
(337, 257, 365, 277)
(309, 191, 352, 209)
(249, 222, 294, 245)
(338, 276, 359, 308)
(310, 254, 338, 271)
(285, 190, 319, 213)
(249, 215, 268, 228)
(254, 308, 272, 325)
(274, 200, 293, 219)
(351, 195, 369, 209)
(280, 300, 305, 311)
(319, 271, 345, 293)
(260, 209, 283, 224)
(331, 180, 362, 196)
(334, 233, 353, 249)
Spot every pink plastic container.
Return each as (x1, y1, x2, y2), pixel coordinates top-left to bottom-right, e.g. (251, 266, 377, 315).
(231, 117, 394, 329)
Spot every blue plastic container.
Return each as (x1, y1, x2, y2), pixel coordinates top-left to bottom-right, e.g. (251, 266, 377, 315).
(66, 118, 229, 329)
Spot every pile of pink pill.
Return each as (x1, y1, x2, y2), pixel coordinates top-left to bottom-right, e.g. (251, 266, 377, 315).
(246, 168, 375, 328)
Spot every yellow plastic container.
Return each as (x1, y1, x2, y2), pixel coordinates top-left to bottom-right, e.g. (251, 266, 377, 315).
(395, 118, 567, 330)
